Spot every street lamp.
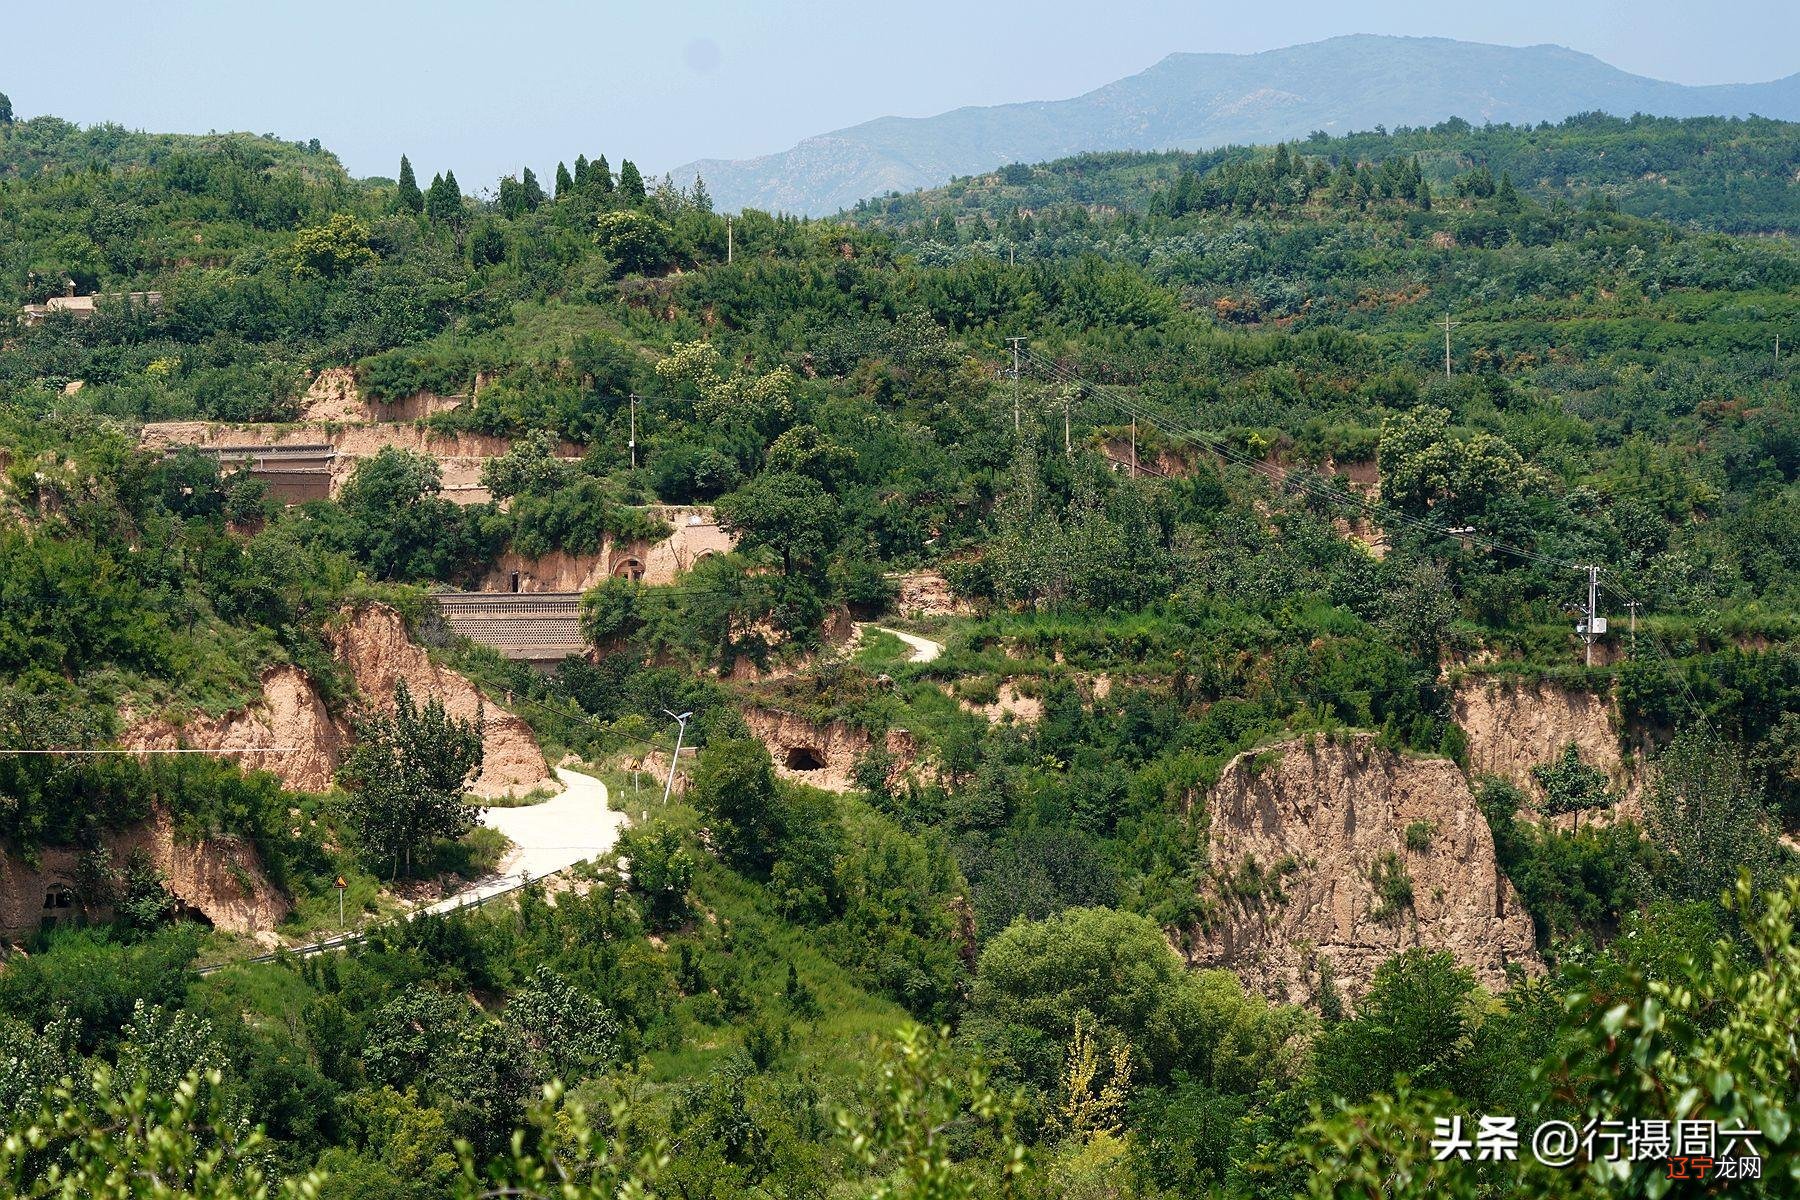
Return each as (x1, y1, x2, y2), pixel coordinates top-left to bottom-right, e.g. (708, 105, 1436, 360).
(661, 709, 693, 804)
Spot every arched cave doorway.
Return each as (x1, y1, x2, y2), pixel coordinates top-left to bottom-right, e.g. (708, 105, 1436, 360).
(784, 746, 827, 771)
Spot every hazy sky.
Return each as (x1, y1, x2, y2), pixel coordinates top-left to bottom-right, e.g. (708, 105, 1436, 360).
(5, 1, 1797, 189)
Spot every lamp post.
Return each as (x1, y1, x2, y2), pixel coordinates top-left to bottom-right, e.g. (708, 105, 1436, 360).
(661, 709, 692, 803)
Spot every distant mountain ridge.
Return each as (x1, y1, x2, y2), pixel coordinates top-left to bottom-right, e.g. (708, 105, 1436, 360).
(673, 34, 1800, 216)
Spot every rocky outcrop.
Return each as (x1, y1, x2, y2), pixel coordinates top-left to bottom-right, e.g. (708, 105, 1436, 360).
(328, 605, 554, 799)
(474, 508, 729, 592)
(1189, 734, 1539, 1007)
(1454, 677, 1632, 798)
(137, 422, 581, 508)
(298, 368, 364, 422)
(481, 549, 609, 593)
(888, 572, 971, 618)
(124, 605, 555, 800)
(127, 665, 344, 792)
(956, 681, 1043, 725)
(743, 708, 916, 792)
(0, 808, 288, 934)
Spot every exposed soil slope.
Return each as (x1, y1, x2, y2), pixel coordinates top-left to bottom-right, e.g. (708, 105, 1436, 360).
(1454, 676, 1632, 797)
(126, 604, 554, 800)
(1, 808, 288, 934)
(1190, 733, 1539, 1007)
(327, 605, 553, 798)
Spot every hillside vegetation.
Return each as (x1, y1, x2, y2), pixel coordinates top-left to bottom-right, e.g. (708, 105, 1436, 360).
(0, 98, 1797, 1195)
(852, 112, 1800, 234)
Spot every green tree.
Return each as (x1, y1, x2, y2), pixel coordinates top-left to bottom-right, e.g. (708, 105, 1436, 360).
(0, 93, 11, 125)
(578, 576, 645, 647)
(617, 819, 696, 930)
(835, 1024, 1028, 1200)
(554, 161, 573, 199)
(617, 159, 646, 203)
(715, 472, 837, 577)
(1311, 950, 1482, 1104)
(396, 154, 423, 214)
(0, 1067, 316, 1200)
(1641, 727, 1782, 904)
(968, 907, 1301, 1092)
(1377, 406, 1536, 524)
(505, 966, 620, 1079)
(426, 171, 462, 223)
(591, 153, 613, 193)
(497, 175, 526, 219)
(338, 680, 483, 877)
(286, 213, 376, 280)
(328, 448, 495, 582)
(1303, 873, 1800, 1196)
(593, 209, 674, 276)
(1531, 743, 1612, 816)
(0, 1016, 81, 1126)
(521, 167, 545, 210)
(688, 737, 781, 873)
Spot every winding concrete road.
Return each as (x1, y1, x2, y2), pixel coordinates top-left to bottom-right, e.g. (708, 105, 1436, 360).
(857, 624, 946, 664)
(425, 767, 623, 915)
(200, 769, 621, 974)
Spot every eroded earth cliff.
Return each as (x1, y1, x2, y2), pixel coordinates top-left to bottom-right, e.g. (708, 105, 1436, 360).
(1190, 733, 1540, 1007)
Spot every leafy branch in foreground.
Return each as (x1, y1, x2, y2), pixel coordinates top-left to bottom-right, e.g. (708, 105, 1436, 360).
(837, 1023, 1028, 1200)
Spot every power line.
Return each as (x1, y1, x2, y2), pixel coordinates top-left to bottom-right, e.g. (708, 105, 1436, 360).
(1011, 345, 1748, 738)
(0, 747, 298, 756)
(1021, 346, 1574, 570)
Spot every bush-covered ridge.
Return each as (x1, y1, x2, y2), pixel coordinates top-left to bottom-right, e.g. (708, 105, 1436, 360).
(849, 112, 1800, 234)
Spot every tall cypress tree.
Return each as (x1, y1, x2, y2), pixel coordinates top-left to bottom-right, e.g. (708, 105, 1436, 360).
(555, 162, 574, 199)
(591, 154, 614, 194)
(427, 171, 462, 223)
(522, 167, 545, 210)
(574, 154, 590, 188)
(0, 92, 13, 126)
(396, 155, 424, 214)
(618, 159, 645, 203)
(498, 176, 525, 219)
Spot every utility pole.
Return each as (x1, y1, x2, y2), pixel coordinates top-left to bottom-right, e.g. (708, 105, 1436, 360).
(1062, 390, 1072, 458)
(1008, 243, 1015, 267)
(1625, 599, 1640, 654)
(1005, 336, 1026, 434)
(660, 709, 692, 804)
(1130, 416, 1138, 478)
(1441, 313, 1456, 378)
(1576, 565, 1603, 668)
(726, 216, 733, 264)
(628, 393, 638, 469)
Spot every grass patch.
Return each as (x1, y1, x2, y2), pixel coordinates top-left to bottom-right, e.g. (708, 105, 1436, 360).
(852, 627, 911, 668)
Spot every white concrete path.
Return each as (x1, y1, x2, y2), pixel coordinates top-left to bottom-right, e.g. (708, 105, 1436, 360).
(855, 623, 946, 664)
(424, 767, 622, 915)
(201, 768, 621, 973)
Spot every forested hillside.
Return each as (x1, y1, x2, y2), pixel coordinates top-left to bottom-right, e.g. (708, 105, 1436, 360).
(1, 99, 1797, 1196)
(851, 112, 1800, 234)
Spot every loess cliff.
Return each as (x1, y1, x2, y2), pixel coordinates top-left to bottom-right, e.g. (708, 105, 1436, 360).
(127, 603, 554, 800)
(1189, 733, 1540, 1007)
